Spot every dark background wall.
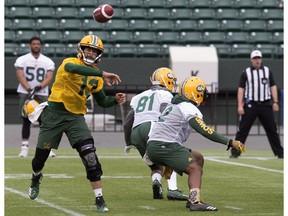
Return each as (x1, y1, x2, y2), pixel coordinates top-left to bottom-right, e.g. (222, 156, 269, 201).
(5, 57, 283, 124)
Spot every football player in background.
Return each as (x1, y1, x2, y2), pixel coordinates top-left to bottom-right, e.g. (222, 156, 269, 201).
(15, 36, 56, 158)
(28, 35, 126, 213)
(147, 76, 245, 211)
(123, 67, 188, 201)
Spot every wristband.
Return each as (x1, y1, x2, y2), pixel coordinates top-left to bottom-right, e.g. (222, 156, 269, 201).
(273, 101, 278, 104)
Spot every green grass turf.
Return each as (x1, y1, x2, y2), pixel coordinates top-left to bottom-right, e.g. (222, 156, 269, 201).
(5, 148, 283, 216)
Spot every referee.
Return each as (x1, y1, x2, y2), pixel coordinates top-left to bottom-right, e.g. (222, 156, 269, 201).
(230, 50, 283, 158)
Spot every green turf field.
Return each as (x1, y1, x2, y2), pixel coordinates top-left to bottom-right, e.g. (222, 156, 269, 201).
(5, 148, 283, 216)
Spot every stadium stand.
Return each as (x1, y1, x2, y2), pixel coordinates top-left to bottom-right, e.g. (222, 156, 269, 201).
(4, 0, 283, 58)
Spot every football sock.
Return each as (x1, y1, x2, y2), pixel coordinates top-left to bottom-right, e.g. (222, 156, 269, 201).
(167, 171, 177, 190)
(152, 173, 162, 182)
(22, 140, 29, 147)
(190, 188, 201, 203)
(94, 188, 103, 197)
(33, 171, 41, 176)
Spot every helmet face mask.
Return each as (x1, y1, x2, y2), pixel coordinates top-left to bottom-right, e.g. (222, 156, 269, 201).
(150, 67, 177, 92)
(178, 76, 207, 106)
(77, 35, 104, 65)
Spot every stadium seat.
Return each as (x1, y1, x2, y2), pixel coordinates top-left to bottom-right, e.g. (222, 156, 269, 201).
(266, 20, 283, 32)
(65, 43, 78, 57)
(133, 31, 157, 44)
(121, 0, 143, 8)
(249, 32, 272, 44)
(170, 8, 192, 20)
(179, 31, 202, 44)
(233, 0, 257, 8)
(5, 6, 9, 17)
(202, 32, 226, 43)
(12, 18, 35, 30)
(210, 0, 234, 8)
(157, 32, 179, 44)
(32, 7, 55, 18)
(212, 44, 231, 57)
(40, 30, 63, 43)
(6, 0, 29, 7)
(243, 20, 267, 32)
(54, 7, 79, 19)
(141, 0, 166, 8)
(188, 0, 212, 8)
(255, 44, 278, 58)
(231, 44, 254, 57)
(78, 7, 95, 19)
(111, 44, 137, 57)
(147, 8, 170, 20)
(85, 31, 110, 43)
(221, 19, 243, 31)
(110, 31, 134, 44)
(272, 32, 283, 44)
(193, 8, 215, 19)
(50, 0, 77, 7)
(17, 43, 32, 55)
(15, 30, 39, 43)
(137, 44, 163, 57)
(105, 19, 129, 31)
(7, 6, 33, 18)
(216, 8, 238, 19)
(165, 0, 188, 8)
(98, 0, 120, 8)
(124, 8, 147, 19)
(255, 0, 281, 8)
(129, 20, 151, 31)
(42, 43, 66, 57)
(35, 18, 59, 30)
(5, 43, 19, 56)
(174, 20, 197, 31)
(62, 31, 86, 44)
(74, 0, 98, 7)
(29, 0, 53, 7)
(226, 32, 249, 43)
(82, 19, 106, 31)
(239, 9, 262, 20)
(58, 19, 82, 30)
(197, 20, 220, 31)
(5, 30, 16, 43)
(261, 8, 283, 20)
(5, 18, 13, 30)
(151, 20, 174, 31)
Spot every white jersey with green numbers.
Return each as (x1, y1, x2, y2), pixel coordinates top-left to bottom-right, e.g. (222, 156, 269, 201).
(130, 88, 173, 128)
(15, 53, 55, 96)
(148, 101, 203, 145)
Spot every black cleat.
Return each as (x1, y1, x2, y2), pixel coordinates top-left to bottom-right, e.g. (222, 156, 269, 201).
(187, 201, 218, 211)
(152, 179, 163, 199)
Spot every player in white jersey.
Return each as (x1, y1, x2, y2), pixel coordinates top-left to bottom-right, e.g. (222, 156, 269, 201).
(147, 76, 246, 212)
(15, 36, 56, 158)
(123, 67, 188, 201)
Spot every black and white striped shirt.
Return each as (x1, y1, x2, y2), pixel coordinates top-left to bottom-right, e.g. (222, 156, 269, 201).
(239, 66, 276, 102)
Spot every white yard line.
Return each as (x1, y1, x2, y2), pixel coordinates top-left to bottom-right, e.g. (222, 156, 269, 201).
(5, 187, 85, 216)
(205, 157, 283, 174)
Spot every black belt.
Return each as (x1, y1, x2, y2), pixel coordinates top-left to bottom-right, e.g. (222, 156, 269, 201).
(250, 100, 270, 105)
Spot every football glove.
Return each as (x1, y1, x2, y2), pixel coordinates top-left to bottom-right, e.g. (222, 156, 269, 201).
(33, 85, 42, 92)
(226, 139, 246, 153)
(124, 145, 136, 156)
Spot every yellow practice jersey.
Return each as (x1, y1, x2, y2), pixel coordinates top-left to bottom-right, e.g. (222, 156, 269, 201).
(49, 57, 104, 114)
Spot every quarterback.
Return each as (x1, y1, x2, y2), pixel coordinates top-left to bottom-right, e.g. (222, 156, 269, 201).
(28, 34, 126, 213)
(147, 76, 245, 211)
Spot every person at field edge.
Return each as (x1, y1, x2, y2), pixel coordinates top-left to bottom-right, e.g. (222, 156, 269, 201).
(123, 67, 188, 201)
(28, 34, 126, 213)
(147, 76, 245, 211)
(230, 50, 283, 159)
(15, 36, 56, 158)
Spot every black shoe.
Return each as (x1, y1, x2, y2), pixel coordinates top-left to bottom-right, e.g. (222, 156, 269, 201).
(188, 201, 218, 211)
(152, 179, 163, 199)
(28, 173, 43, 200)
(230, 148, 240, 158)
(95, 196, 109, 212)
(278, 154, 283, 159)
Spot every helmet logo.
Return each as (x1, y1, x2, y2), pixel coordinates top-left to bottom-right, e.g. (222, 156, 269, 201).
(196, 85, 205, 92)
(167, 73, 174, 79)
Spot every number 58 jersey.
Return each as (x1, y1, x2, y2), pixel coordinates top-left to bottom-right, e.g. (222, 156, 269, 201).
(130, 86, 173, 128)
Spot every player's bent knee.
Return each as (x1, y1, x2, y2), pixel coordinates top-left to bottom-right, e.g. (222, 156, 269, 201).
(75, 138, 103, 181)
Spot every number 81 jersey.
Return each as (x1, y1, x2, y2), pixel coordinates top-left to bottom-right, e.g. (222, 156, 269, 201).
(130, 87, 173, 128)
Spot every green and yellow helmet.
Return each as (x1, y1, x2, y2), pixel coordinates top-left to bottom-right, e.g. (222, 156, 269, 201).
(178, 76, 207, 106)
(150, 67, 177, 92)
(77, 34, 104, 65)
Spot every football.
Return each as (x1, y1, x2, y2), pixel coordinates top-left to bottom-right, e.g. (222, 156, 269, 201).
(93, 4, 114, 23)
